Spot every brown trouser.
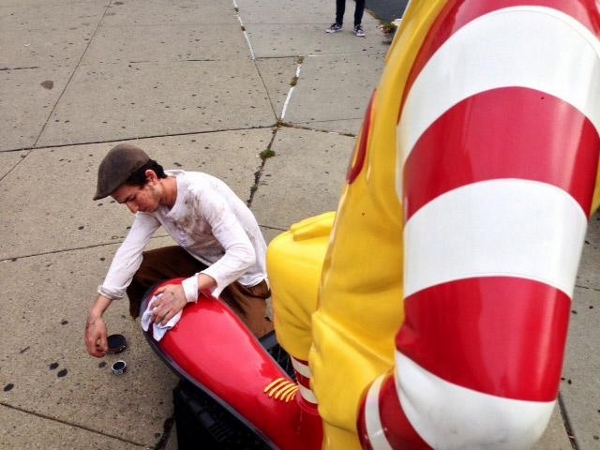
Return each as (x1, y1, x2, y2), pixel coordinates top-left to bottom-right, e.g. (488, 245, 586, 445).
(127, 246, 273, 338)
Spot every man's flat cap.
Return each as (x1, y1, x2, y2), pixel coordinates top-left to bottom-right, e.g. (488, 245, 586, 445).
(94, 143, 150, 200)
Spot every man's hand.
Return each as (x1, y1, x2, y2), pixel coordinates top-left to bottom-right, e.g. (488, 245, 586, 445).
(152, 283, 187, 326)
(84, 295, 113, 357)
(85, 314, 108, 357)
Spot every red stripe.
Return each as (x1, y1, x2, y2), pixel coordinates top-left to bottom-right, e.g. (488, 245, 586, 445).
(403, 88, 600, 219)
(397, 278, 571, 401)
(358, 374, 431, 450)
(291, 358, 311, 390)
(400, 0, 600, 114)
(444, 0, 600, 36)
(294, 371, 311, 391)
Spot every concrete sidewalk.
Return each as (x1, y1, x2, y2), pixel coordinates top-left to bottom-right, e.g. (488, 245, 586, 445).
(0, 1, 598, 449)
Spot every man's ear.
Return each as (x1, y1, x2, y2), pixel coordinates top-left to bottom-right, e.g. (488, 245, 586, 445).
(145, 169, 158, 183)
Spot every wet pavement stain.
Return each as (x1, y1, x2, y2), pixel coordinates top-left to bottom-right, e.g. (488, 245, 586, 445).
(40, 80, 54, 90)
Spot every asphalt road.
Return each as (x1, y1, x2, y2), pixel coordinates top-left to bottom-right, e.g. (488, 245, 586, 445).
(368, 0, 410, 22)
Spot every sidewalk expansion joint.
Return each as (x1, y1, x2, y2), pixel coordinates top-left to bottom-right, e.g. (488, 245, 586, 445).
(32, 1, 115, 149)
(128, 59, 218, 64)
(281, 59, 303, 121)
(247, 127, 279, 207)
(233, 0, 255, 61)
(0, 401, 148, 448)
(278, 121, 358, 138)
(558, 393, 580, 450)
(574, 284, 600, 293)
(18, 126, 276, 152)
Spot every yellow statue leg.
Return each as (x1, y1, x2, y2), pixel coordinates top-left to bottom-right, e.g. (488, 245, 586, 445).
(267, 212, 335, 361)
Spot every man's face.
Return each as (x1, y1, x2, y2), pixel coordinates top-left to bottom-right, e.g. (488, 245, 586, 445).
(111, 182, 160, 214)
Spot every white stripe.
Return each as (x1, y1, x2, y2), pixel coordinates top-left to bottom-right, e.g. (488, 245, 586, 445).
(396, 352, 555, 450)
(291, 357, 312, 379)
(235, 6, 255, 60)
(281, 62, 302, 120)
(404, 179, 588, 298)
(364, 375, 394, 450)
(396, 6, 600, 193)
(297, 383, 318, 404)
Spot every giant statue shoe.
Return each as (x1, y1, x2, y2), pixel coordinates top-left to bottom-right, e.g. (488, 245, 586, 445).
(145, 1, 600, 449)
(142, 280, 323, 449)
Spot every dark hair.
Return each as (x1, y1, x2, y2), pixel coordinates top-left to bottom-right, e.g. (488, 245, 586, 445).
(125, 159, 167, 187)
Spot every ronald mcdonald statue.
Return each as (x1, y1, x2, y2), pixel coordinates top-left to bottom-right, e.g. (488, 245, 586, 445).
(267, 0, 600, 448)
(146, 1, 599, 449)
